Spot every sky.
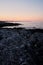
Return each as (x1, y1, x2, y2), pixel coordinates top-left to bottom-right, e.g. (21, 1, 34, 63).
(0, 0, 43, 21)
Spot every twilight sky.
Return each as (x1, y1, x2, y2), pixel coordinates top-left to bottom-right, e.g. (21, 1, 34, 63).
(0, 0, 43, 21)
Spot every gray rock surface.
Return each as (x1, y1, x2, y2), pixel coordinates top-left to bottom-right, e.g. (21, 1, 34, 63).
(0, 28, 43, 65)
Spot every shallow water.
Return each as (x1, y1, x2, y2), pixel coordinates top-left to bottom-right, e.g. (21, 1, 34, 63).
(3, 21, 43, 29)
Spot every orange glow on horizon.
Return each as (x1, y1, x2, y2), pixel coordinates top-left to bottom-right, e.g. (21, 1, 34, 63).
(0, 16, 43, 22)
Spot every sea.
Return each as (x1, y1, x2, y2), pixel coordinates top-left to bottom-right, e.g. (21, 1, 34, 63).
(3, 21, 43, 29)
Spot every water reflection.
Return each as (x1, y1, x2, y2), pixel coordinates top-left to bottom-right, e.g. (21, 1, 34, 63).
(3, 21, 43, 29)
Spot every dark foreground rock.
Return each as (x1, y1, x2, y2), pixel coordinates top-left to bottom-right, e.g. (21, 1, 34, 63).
(0, 28, 43, 65)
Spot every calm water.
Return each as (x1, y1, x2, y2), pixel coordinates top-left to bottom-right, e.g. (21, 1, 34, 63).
(3, 21, 43, 29)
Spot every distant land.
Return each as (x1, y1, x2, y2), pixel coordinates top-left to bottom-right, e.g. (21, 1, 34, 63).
(0, 21, 22, 28)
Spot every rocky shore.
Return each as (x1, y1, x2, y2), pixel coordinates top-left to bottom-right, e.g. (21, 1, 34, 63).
(0, 28, 43, 65)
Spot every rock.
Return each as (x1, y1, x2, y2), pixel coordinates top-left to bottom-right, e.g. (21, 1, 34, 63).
(0, 28, 43, 65)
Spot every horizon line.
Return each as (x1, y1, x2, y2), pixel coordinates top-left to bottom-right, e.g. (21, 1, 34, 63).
(0, 20, 43, 22)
